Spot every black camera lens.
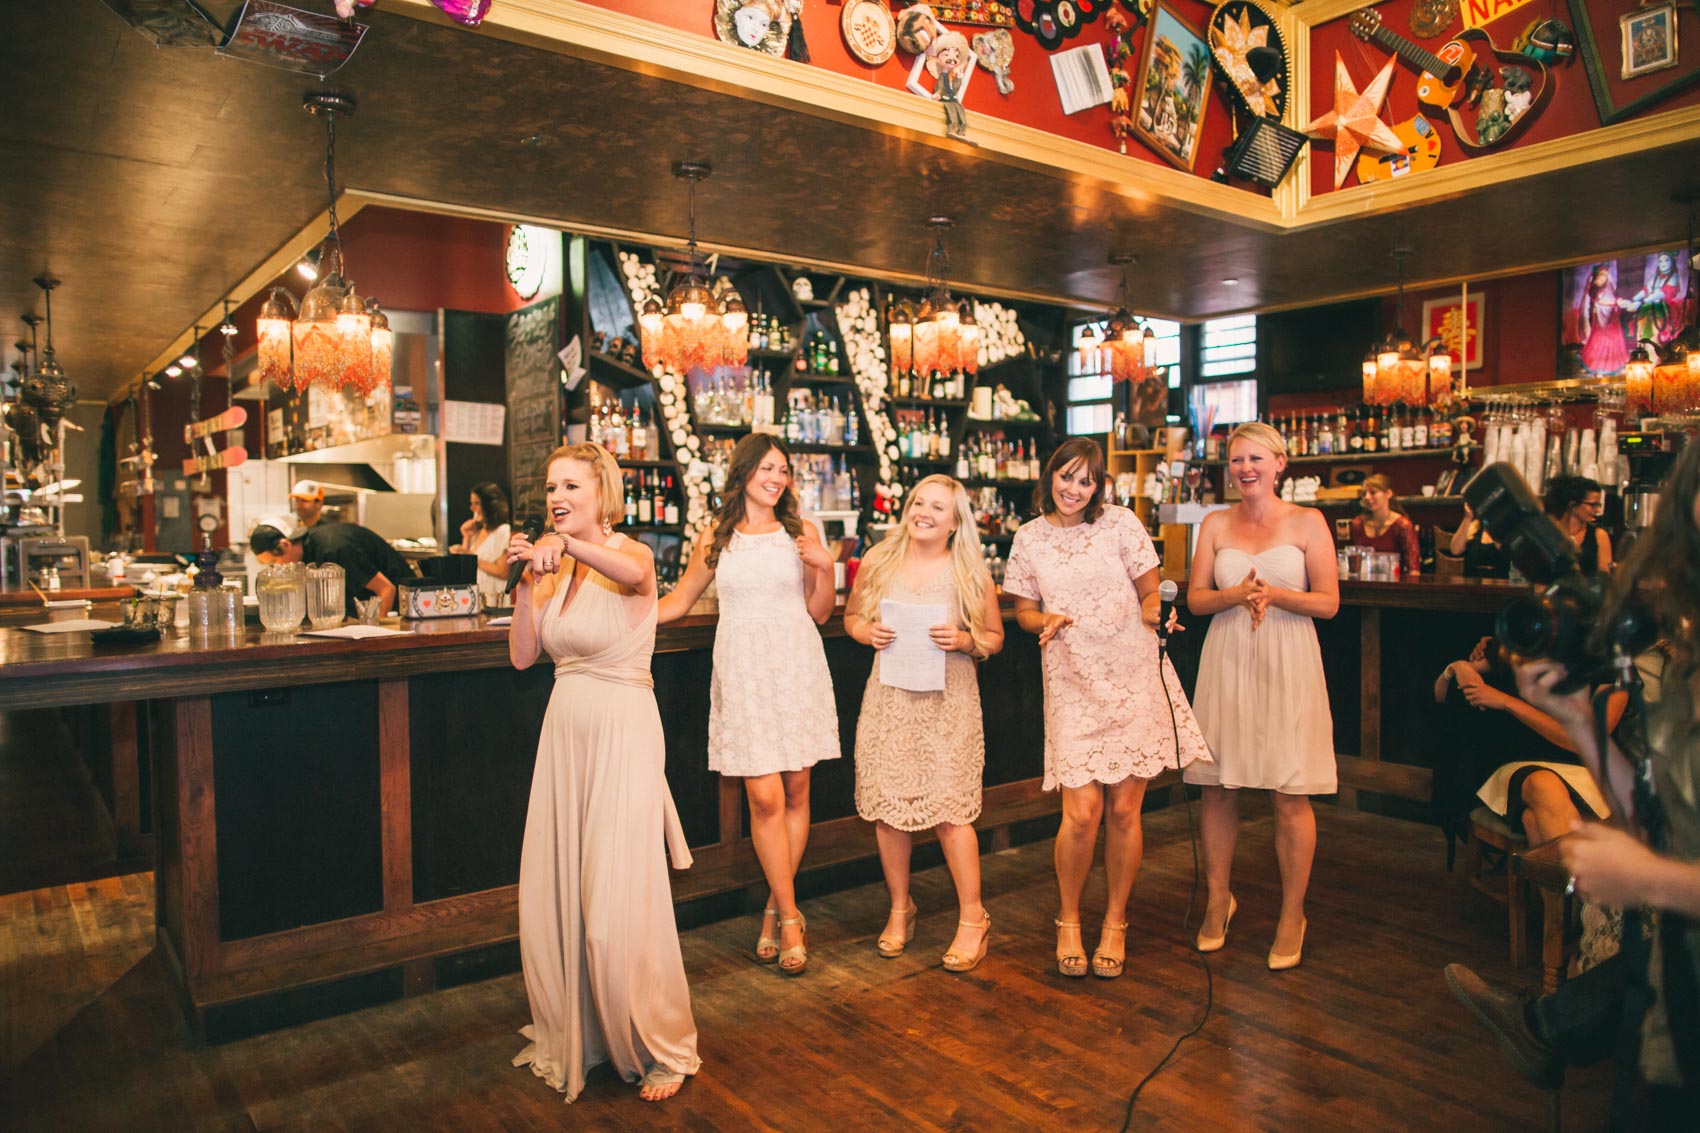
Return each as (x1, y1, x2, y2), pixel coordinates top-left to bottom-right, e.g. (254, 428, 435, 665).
(1498, 595, 1557, 657)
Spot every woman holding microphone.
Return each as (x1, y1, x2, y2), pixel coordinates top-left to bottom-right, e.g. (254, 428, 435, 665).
(506, 442, 699, 1103)
(1004, 437, 1211, 979)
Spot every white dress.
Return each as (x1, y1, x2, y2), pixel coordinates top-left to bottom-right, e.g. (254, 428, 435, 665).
(1185, 545, 1337, 795)
(473, 523, 511, 608)
(707, 527, 841, 776)
(512, 536, 700, 1101)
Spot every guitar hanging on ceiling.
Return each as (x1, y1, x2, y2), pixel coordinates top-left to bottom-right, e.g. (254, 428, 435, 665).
(1355, 114, 1444, 182)
(1347, 7, 1553, 156)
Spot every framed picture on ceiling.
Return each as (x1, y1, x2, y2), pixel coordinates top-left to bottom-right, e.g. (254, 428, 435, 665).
(1421, 292, 1486, 372)
(1567, 0, 1700, 124)
(1132, 1, 1212, 171)
(1560, 250, 1694, 377)
(1620, 4, 1679, 79)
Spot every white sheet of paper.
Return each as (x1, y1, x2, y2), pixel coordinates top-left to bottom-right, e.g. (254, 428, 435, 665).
(22, 619, 120, 633)
(298, 624, 410, 639)
(878, 599, 949, 692)
(485, 615, 513, 626)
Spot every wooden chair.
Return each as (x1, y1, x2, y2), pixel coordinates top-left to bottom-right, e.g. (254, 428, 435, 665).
(1459, 805, 1531, 965)
(1513, 835, 1581, 995)
(1434, 526, 1463, 580)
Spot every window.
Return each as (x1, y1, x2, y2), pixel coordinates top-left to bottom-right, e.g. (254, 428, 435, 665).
(1066, 318, 1183, 435)
(1189, 378, 1259, 428)
(1200, 314, 1257, 379)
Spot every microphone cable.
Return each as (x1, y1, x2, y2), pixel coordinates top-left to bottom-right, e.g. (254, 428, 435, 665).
(1120, 616, 1213, 1131)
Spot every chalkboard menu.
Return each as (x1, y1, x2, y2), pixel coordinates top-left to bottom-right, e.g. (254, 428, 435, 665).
(504, 296, 560, 521)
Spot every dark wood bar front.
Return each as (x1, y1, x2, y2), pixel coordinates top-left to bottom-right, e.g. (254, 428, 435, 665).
(4, 573, 1528, 1039)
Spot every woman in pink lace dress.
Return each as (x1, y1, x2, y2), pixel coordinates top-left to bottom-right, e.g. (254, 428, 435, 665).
(1005, 438, 1211, 980)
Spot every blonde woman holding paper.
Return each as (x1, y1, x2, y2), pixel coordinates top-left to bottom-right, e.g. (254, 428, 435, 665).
(844, 475, 1003, 973)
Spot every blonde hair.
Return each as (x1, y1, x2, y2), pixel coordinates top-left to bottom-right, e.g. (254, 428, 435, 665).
(1227, 421, 1287, 460)
(853, 475, 995, 657)
(542, 442, 624, 531)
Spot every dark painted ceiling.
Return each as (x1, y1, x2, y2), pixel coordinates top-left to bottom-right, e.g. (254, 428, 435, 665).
(5, 1, 1698, 399)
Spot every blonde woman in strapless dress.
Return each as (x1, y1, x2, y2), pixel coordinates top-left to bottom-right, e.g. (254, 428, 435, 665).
(1184, 422, 1339, 972)
(507, 443, 700, 1103)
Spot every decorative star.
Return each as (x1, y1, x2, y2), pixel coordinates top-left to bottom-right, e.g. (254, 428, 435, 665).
(1213, 10, 1282, 118)
(1305, 52, 1407, 189)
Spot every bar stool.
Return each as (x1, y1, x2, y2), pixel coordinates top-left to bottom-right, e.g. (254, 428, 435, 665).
(1512, 835, 1580, 996)
(1459, 805, 1531, 965)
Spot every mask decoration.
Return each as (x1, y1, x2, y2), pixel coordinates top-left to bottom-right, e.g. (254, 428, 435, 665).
(714, 0, 792, 56)
(1514, 17, 1575, 65)
(972, 28, 1016, 94)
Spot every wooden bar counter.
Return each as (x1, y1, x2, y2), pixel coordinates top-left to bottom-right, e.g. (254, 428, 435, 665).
(2, 573, 1528, 1040)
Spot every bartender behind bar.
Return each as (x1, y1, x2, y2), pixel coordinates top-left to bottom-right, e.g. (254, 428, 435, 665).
(249, 517, 415, 617)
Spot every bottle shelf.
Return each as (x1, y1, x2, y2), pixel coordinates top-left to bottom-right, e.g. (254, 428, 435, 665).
(964, 417, 1045, 430)
(618, 459, 678, 470)
(786, 442, 874, 455)
(894, 457, 955, 469)
(622, 523, 685, 535)
(1194, 447, 1462, 467)
(587, 351, 654, 390)
(961, 477, 1040, 489)
(785, 373, 855, 385)
(695, 421, 752, 436)
(887, 397, 970, 409)
(748, 347, 797, 361)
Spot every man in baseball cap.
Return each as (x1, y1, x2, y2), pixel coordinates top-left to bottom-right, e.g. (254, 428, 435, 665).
(289, 479, 327, 528)
(249, 513, 413, 618)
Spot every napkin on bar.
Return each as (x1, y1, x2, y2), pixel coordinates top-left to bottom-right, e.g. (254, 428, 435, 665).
(22, 619, 120, 633)
(297, 625, 410, 639)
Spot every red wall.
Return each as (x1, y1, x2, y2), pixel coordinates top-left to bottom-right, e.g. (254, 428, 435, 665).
(1306, 0, 1700, 195)
(591, 0, 1241, 183)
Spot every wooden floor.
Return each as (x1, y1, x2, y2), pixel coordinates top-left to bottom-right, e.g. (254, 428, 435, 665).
(0, 805, 1611, 1132)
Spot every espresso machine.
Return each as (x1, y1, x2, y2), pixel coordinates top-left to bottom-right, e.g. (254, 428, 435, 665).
(1617, 434, 1678, 558)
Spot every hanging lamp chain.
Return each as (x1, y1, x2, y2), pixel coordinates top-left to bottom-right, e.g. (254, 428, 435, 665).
(324, 109, 343, 259)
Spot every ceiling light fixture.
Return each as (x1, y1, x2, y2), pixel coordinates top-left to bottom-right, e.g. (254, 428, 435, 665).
(1101, 253, 1157, 384)
(259, 90, 390, 396)
(891, 216, 979, 381)
(178, 324, 202, 370)
(1363, 248, 1445, 407)
(638, 162, 749, 376)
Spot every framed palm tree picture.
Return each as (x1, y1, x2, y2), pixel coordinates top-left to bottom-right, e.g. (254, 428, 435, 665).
(1132, 1, 1212, 171)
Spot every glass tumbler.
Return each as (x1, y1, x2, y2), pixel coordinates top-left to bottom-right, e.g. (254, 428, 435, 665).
(256, 564, 307, 632)
(306, 562, 346, 628)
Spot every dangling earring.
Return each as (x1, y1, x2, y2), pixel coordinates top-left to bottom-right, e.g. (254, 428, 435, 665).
(602, 516, 612, 535)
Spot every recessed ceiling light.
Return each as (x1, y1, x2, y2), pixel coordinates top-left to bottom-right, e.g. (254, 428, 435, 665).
(519, 134, 552, 148)
(1221, 277, 1240, 285)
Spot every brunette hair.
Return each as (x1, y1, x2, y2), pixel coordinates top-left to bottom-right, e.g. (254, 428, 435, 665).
(1597, 441, 1700, 680)
(1033, 437, 1108, 523)
(1543, 475, 1602, 520)
(705, 433, 804, 569)
(541, 443, 623, 531)
(470, 481, 511, 528)
(1362, 473, 1406, 516)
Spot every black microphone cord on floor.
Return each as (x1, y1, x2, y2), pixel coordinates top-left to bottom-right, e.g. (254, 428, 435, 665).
(1120, 635, 1213, 1132)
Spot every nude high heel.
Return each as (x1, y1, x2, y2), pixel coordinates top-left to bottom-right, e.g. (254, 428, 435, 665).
(1055, 918, 1088, 978)
(755, 907, 780, 964)
(942, 913, 991, 973)
(777, 914, 808, 976)
(1195, 895, 1237, 953)
(1267, 918, 1307, 971)
(877, 903, 918, 958)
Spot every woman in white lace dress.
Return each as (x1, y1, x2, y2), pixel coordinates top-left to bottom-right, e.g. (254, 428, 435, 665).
(659, 434, 839, 975)
(1005, 438, 1211, 979)
(844, 476, 1004, 972)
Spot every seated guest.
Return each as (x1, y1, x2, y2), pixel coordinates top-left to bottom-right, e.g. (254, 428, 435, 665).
(1350, 474, 1420, 576)
(250, 517, 415, 617)
(1544, 474, 1613, 575)
(1445, 502, 1511, 579)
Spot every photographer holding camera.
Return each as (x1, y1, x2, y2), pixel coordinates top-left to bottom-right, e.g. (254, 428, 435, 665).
(1444, 443, 1699, 1124)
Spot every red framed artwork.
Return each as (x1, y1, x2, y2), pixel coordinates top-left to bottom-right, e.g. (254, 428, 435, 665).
(1421, 292, 1486, 371)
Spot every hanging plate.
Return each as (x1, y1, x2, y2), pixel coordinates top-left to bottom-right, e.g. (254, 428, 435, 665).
(842, 0, 897, 65)
(1207, 0, 1290, 120)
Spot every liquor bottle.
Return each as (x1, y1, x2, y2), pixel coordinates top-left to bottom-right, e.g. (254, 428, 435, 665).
(663, 477, 680, 525)
(1388, 406, 1404, 451)
(630, 406, 649, 461)
(1336, 409, 1350, 452)
(1363, 409, 1379, 453)
(1379, 410, 1392, 452)
(1401, 410, 1416, 451)
(623, 475, 637, 526)
(1414, 409, 1429, 449)
(636, 471, 653, 524)
(1317, 415, 1334, 455)
(845, 401, 859, 447)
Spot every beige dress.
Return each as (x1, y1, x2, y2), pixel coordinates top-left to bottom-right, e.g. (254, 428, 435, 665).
(853, 566, 984, 831)
(512, 534, 701, 1101)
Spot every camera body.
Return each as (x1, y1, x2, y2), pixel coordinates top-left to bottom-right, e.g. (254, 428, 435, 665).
(1462, 462, 1653, 691)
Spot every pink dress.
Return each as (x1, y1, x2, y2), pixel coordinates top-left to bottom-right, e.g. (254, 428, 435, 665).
(1003, 507, 1212, 789)
(512, 534, 701, 1101)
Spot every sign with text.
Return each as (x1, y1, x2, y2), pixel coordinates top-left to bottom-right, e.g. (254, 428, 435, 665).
(221, 0, 365, 75)
(1460, 0, 1537, 29)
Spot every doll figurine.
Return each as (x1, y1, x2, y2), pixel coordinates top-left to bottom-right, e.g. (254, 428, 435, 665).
(909, 30, 977, 142)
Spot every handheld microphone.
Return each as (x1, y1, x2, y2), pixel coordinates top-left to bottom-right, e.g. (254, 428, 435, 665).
(1156, 579, 1179, 655)
(504, 516, 548, 594)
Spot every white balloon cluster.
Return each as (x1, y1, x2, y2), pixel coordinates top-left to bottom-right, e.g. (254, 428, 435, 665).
(833, 287, 903, 499)
(617, 251, 715, 549)
(971, 300, 1025, 370)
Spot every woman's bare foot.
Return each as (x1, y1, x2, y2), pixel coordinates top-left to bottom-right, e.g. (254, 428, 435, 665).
(1055, 918, 1087, 977)
(755, 907, 780, 963)
(639, 1067, 686, 1102)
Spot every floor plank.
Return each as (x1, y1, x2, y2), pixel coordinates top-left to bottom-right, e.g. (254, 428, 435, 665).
(0, 806, 1611, 1131)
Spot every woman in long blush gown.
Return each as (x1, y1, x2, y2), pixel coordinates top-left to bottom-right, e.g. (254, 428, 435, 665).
(506, 442, 700, 1104)
(1185, 422, 1339, 972)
